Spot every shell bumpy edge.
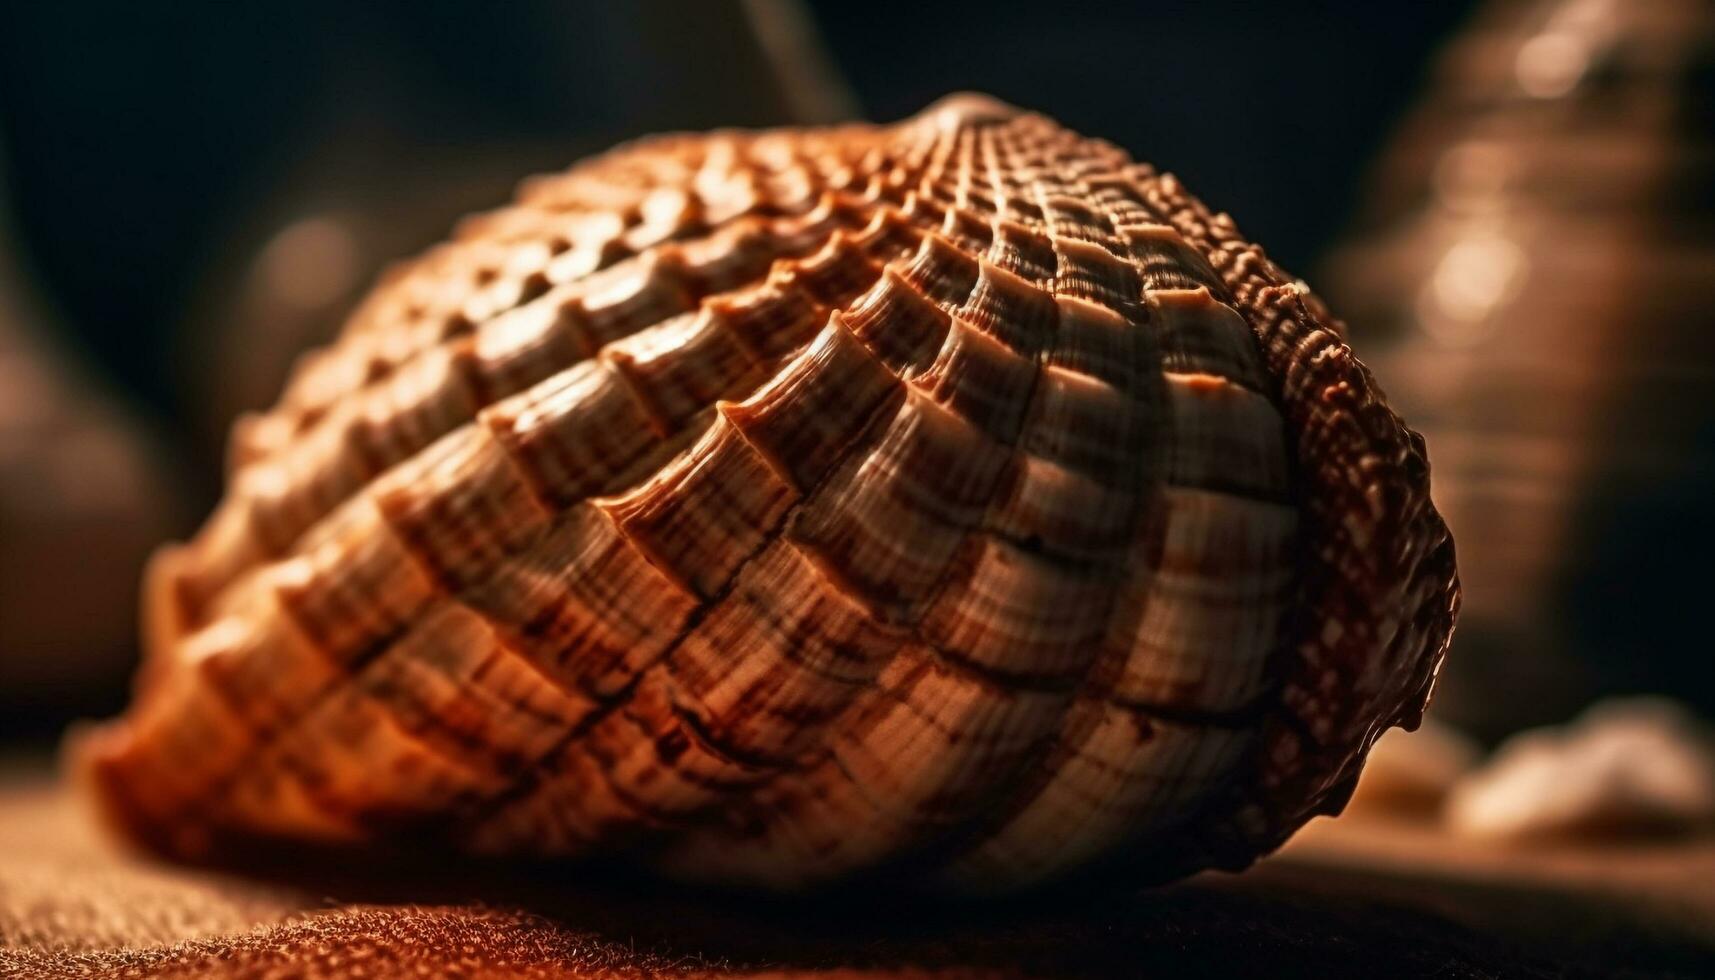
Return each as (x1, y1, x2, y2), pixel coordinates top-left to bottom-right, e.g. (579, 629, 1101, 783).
(80, 94, 1458, 893)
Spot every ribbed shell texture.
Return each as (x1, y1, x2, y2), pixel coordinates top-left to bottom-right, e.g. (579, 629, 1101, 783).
(83, 94, 1459, 893)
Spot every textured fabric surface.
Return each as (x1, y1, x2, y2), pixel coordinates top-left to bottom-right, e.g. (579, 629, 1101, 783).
(3, 765, 1714, 979)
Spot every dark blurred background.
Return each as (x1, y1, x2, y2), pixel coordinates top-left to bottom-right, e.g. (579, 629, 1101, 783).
(1, 1, 1708, 744)
(0, 0, 1472, 465)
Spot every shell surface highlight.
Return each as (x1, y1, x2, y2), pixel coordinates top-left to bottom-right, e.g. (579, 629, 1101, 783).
(84, 94, 1458, 892)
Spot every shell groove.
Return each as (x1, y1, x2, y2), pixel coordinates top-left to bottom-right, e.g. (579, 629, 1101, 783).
(84, 94, 1458, 892)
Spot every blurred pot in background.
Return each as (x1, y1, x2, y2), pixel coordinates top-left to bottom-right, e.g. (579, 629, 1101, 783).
(1323, 0, 1715, 740)
(0, 167, 182, 733)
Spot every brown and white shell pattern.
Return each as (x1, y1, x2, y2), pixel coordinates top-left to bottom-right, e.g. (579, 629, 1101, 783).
(82, 94, 1459, 892)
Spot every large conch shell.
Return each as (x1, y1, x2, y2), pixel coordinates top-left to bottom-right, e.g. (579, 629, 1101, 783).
(83, 95, 1458, 892)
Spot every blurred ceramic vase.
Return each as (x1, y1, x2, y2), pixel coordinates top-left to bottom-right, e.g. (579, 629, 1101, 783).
(0, 211, 180, 727)
(1322, 0, 1715, 739)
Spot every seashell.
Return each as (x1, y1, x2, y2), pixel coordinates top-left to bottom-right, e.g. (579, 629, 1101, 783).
(81, 94, 1458, 892)
(1447, 698, 1715, 842)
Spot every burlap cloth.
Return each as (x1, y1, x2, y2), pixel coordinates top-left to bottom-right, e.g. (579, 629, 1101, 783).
(2, 760, 1712, 978)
